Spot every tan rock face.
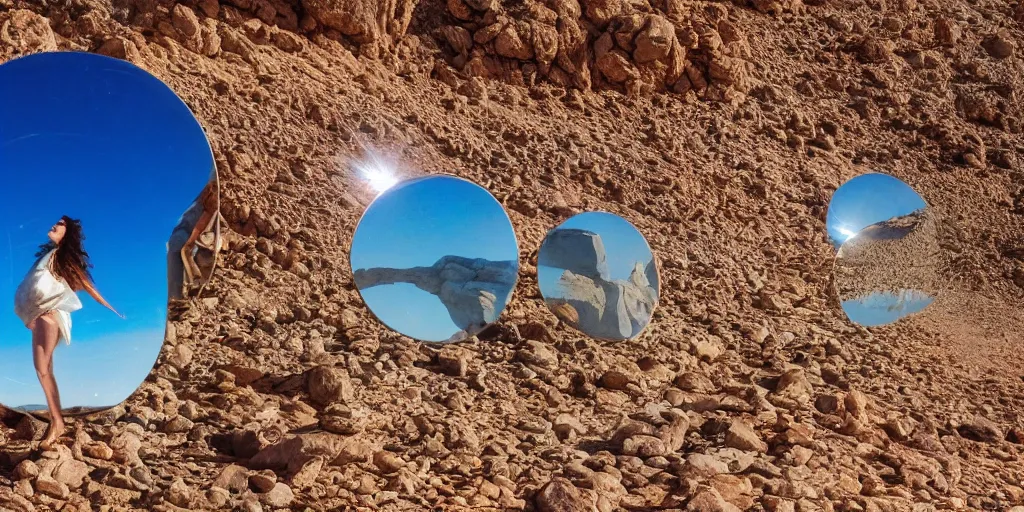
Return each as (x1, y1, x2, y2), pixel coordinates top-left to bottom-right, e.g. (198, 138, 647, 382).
(0, 10, 57, 59)
(302, 0, 415, 43)
(425, 0, 763, 97)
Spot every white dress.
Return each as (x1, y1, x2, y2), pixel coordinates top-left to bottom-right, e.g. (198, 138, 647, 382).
(14, 249, 83, 345)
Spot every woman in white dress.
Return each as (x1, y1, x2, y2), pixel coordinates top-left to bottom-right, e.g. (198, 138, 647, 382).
(14, 216, 123, 449)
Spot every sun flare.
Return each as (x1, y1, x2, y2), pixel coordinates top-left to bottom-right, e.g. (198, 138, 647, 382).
(837, 226, 857, 241)
(351, 147, 400, 195)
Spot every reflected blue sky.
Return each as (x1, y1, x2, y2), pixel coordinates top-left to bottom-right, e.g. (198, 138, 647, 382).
(827, 173, 927, 249)
(841, 289, 935, 327)
(538, 212, 657, 300)
(350, 176, 519, 342)
(0, 52, 212, 409)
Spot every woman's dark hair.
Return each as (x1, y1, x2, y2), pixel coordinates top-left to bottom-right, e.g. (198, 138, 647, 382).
(36, 215, 93, 291)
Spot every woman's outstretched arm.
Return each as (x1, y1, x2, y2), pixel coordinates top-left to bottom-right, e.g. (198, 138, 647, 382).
(81, 279, 124, 318)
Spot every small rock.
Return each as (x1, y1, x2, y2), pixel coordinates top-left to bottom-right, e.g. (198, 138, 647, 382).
(306, 366, 354, 405)
(772, 369, 813, 406)
(790, 445, 813, 466)
(622, 435, 668, 457)
(272, 30, 304, 52)
(675, 372, 714, 392)
(110, 430, 143, 467)
(355, 474, 378, 495)
(982, 32, 1014, 59)
(14, 478, 32, 498)
(633, 15, 676, 63)
(517, 340, 559, 369)
(240, 495, 263, 512)
(762, 495, 796, 512)
(198, 0, 219, 17)
(692, 337, 724, 362)
(813, 395, 839, 414)
(665, 388, 686, 406)
(884, 416, 915, 441)
(373, 451, 405, 474)
(843, 390, 869, 419)
(51, 458, 90, 489)
(250, 470, 277, 493)
(320, 406, 367, 435)
(167, 478, 192, 508)
(710, 475, 754, 508)
(15, 415, 46, 441)
(519, 418, 552, 434)
(687, 486, 741, 512)
(35, 475, 70, 500)
(129, 466, 155, 488)
(291, 456, 322, 489)
(207, 487, 230, 508)
(957, 415, 1003, 443)
(537, 478, 591, 512)
(861, 474, 885, 496)
(212, 464, 249, 493)
(659, 417, 690, 452)
(600, 370, 632, 390)
(262, 483, 294, 507)
(386, 468, 420, 495)
(553, 414, 586, 439)
(438, 346, 471, 377)
(933, 17, 960, 46)
(171, 4, 201, 38)
(167, 344, 194, 369)
(480, 479, 501, 499)
(684, 453, 730, 476)
(14, 460, 39, 480)
(725, 421, 768, 453)
(585, 471, 627, 504)
(165, 416, 194, 434)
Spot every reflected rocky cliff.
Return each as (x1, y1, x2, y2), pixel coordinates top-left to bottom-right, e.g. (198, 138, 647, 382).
(540, 229, 658, 340)
(353, 255, 518, 341)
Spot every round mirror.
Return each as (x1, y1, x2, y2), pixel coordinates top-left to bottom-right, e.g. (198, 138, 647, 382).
(538, 212, 659, 341)
(827, 173, 941, 327)
(350, 175, 519, 343)
(0, 52, 216, 430)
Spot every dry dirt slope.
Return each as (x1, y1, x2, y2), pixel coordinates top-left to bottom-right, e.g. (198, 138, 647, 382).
(1, 0, 1024, 510)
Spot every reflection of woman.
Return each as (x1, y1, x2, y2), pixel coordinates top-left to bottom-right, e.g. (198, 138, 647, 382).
(13, 216, 124, 449)
(167, 176, 219, 300)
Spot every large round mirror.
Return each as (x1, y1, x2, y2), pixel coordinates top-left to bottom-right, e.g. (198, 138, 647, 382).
(537, 212, 659, 341)
(827, 173, 941, 327)
(0, 52, 216, 444)
(350, 175, 519, 343)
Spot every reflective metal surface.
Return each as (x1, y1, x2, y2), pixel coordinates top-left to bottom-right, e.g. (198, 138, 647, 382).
(350, 175, 519, 343)
(538, 212, 659, 341)
(828, 173, 941, 327)
(0, 52, 215, 416)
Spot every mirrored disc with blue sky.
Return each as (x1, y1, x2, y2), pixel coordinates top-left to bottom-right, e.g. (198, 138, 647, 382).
(537, 211, 659, 341)
(350, 175, 519, 343)
(828, 173, 940, 327)
(0, 51, 213, 414)
(826, 173, 927, 249)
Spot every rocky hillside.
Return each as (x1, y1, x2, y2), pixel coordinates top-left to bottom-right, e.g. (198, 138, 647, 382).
(834, 209, 944, 300)
(2, 0, 1024, 510)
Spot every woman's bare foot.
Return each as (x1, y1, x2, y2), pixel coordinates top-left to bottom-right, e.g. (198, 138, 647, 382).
(39, 421, 66, 450)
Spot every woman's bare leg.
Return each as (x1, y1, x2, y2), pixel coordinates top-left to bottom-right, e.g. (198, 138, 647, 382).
(30, 312, 65, 447)
(49, 356, 63, 414)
